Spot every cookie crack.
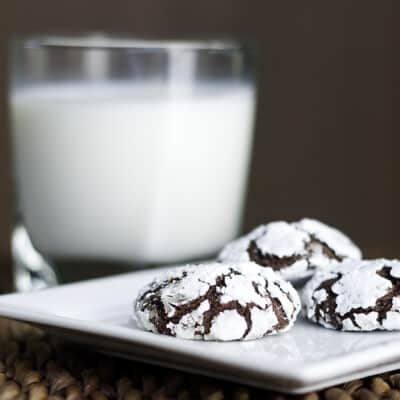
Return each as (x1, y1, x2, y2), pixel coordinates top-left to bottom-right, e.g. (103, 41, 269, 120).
(307, 235, 343, 262)
(274, 281, 296, 320)
(313, 266, 400, 329)
(247, 233, 342, 273)
(141, 269, 293, 339)
(269, 296, 289, 333)
(247, 240, 302, 270)
(313, 275, 342, 329)
(140, 269, 256, 338)
(340, 266, 400, 325)
(138, 273, 188, 335)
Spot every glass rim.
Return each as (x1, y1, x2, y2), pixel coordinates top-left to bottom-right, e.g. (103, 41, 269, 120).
(15, 34, 245, 51)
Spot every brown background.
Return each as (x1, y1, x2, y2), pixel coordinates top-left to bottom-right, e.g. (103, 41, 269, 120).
(0, 1, 398, 291)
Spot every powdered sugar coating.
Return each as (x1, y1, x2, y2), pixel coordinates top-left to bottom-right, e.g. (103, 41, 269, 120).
(218, 218, 362, 282)
(134, 262, 300, 341)
(302, 259, 400, 331)
(294, 218, 361, 261)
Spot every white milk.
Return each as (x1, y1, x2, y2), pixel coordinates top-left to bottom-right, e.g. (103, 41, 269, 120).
(10, 83, 255, 264)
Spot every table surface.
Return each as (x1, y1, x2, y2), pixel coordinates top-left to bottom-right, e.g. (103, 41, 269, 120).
(1, 317, 400, 400)
(1, 248, 400, 398)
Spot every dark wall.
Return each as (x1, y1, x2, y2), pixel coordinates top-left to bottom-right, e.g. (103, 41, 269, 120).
(0, 1, 398, 289)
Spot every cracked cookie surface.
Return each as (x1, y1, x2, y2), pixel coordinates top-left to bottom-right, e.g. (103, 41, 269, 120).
(218, 219, 362, 282)
(302, 259, 400, 331)
(134, 262, 300, 341)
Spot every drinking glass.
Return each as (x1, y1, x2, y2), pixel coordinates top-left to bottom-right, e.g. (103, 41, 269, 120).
(8, 35, 257, 291)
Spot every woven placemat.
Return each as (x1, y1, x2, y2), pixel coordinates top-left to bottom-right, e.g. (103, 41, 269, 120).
(0, 318, 398, 400)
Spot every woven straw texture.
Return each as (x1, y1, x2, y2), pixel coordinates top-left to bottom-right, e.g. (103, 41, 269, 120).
(0, 318, 398, 400)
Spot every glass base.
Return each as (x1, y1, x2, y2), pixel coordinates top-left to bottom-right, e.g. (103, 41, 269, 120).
(11, 224, 58, 291)
(11, 224, 214, 292)
(11, 224, 149, 291)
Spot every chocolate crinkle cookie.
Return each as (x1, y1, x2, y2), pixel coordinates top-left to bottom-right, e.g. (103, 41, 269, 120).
(302, 259, 400, 331)
(218, 218, 362, 282)
(134, 262, 300, 341)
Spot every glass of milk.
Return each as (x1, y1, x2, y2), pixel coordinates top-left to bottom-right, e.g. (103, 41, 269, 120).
(8, 35, 257, 291)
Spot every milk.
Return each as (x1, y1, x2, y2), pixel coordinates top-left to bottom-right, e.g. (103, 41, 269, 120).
(10, 83, 255, 264)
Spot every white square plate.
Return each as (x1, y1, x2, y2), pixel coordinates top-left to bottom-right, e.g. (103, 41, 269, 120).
(0, 267, 400, 394)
